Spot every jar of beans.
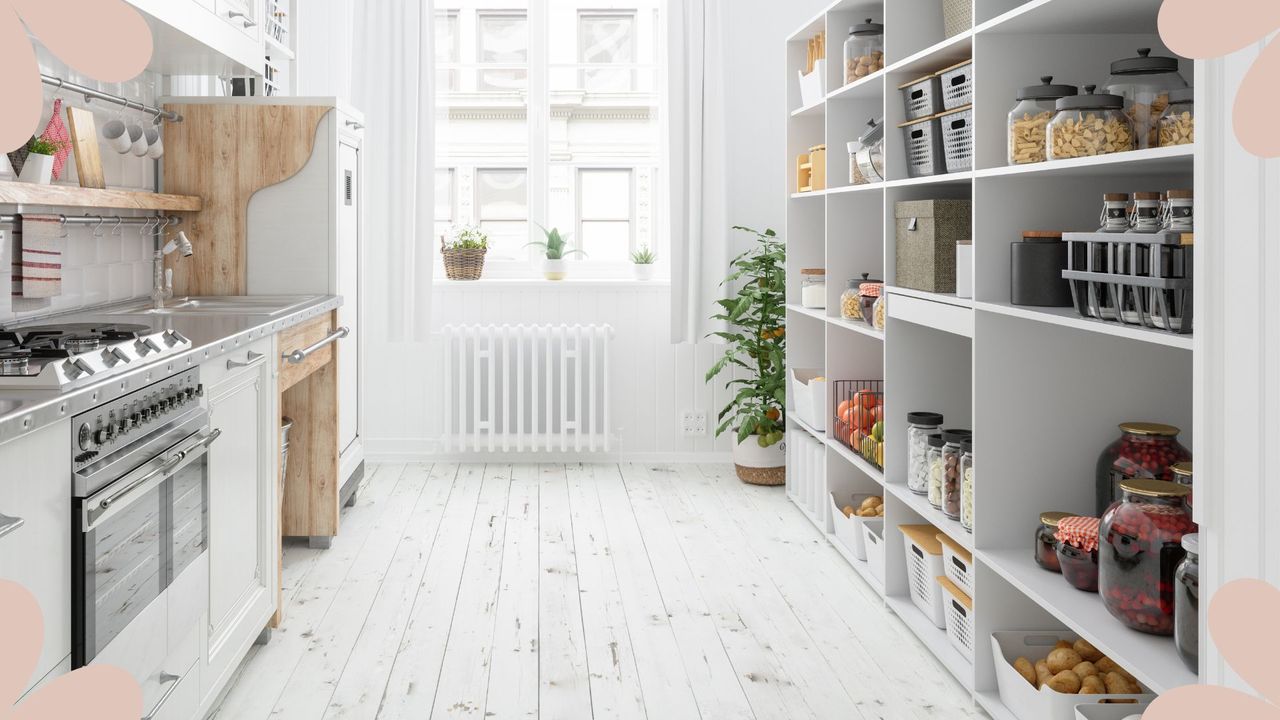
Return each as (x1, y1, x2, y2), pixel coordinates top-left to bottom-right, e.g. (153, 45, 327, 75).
(926, 434, 947, 508)
(1175, 533, 1200, 671)
(907, 412, 944, 495)
(1035, 511, 1071, 573)
(941, 430, 970, 520)
(1099, 479, 1197, 636)
(1095, 422, 1192, 515)
(1056, 516, 1101, 592)
(959, 440, 974, 533)
(1171, 461, 1193, 510)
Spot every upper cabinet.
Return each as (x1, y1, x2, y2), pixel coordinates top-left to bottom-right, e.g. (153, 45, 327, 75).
(124, 0, 270, 78)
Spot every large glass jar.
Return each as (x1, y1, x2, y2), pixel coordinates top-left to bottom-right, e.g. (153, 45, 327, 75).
(1104, 48, 1189, 150)
(858, 274, 883, 326)
(1095, 422, 1192, 515)
(800, 268, 826, 308)
(1159, 87, 1194, 147)
(854, 118, 885, 183)
(941, 430, 969, 520)
(1099, 479, 1197, 636)
(959, 440, 974, 532)
(1056, 516, 1101, 592)
(847, 140, 866, 185)
(1035, 511, 1070, 573)
(1175, 533, 1200, 672)
(1171, 461, 1193, 510)
(839, 280, 862, 321)
(1163, 189, 1194, 233)
(1047, 85, 1134, 160)
(1008, 75, 1077, 165)
(931, 429, 969, 511)
(906, 412, 943, 494)
(843, 19, 884, 85)
(926, 434, 947, 508)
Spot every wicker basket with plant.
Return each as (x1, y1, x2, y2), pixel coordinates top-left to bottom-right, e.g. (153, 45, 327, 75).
(442, 226, 489, 281)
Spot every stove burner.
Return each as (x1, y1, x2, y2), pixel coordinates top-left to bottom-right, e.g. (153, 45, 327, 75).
(17, 323, 151, 346)
(0, 349, 32, 377)
(61, 335, 103, 353)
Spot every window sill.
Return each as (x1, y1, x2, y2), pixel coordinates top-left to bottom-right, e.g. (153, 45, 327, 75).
(434, 277, 671, 290)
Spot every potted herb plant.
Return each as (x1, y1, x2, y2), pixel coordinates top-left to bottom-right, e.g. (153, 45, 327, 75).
(631, 245, 657, 280)
(17, 137, 62, 185)
(528, 225, 585, 280)
(441, 225, 489, 280)
(706, 226, 787, 485)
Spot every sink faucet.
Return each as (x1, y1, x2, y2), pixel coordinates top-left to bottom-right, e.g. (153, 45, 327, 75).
(152, 230, 193, 310)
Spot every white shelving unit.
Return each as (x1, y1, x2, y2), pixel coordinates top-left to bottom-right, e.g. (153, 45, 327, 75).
(784, 0, 1199, 715)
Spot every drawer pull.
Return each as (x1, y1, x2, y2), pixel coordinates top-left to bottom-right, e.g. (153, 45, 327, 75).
(227, 351, 264, 370)
(141, 672, 184, 720)
(0, 512, 23, 540)
(227, 10, 257, 27)
(283, 327, 349, 365)
(345, 120, 365, 130)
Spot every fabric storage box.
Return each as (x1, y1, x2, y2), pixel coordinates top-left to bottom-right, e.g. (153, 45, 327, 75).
(937, 532, 974, 597)
(900, 524, 946, 627)
(937, 576, 974, 661)
(900, 115, 945, 178)
(938, 59, 974, 109)
(1074, 703, 1151, 720)
(830, 492, 881, 560)
(942, 0, 973, 39)
(900, 73, 943, 121)
(895, 199, 970, 293)
(939, 105, 974, 173)
(789, 368, 828, 431)
(991, 631, 1156, 720)
(862, 519, 886, 585)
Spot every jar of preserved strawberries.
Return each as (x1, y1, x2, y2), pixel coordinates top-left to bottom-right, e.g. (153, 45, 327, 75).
(1099, 479, 1197, 636)
(1056, 516, 1101, 592)
(1035, 511, 1070, 573)
(1095, 422, 1192, 515)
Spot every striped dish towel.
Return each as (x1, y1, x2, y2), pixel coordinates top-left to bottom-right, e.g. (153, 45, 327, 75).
(12, 214, 64, 298)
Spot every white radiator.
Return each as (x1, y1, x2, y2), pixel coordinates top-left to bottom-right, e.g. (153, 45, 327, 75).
(441, 324, 614, 453)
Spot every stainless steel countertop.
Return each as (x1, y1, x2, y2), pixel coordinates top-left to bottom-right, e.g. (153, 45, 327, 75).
(0, 295, 342, 444)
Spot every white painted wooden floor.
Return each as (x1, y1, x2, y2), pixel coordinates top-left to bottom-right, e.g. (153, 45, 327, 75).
(212, 464, 981, 719)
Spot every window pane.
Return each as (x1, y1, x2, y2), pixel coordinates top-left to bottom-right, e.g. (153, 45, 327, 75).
(580, 14, 635, 92)
(477, 169, 528, 221)
(479, 13, 528, 91)
(434, 169, 454, 222)
(580, 169, 632, 220)
(579, 221, 631, 262)
(435, 12, 459, 91)
(479, 221, 529, 260)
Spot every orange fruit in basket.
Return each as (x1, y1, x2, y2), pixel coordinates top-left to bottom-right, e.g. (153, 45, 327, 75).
(853, 390, 879, 410)
(855, 407, 877, 433)
(837, 399, 854, 418)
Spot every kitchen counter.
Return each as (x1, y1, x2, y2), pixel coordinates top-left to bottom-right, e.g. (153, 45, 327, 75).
(0, 295, 342, 443)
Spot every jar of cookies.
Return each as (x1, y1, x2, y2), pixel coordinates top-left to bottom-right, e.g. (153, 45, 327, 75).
(1104, 48, 1188, 150)
(1008, 76, 1078, 165)
(1159, 88, 1194, 147)
(843, 19, 884, 85)
(1048, 85, 1134, 160)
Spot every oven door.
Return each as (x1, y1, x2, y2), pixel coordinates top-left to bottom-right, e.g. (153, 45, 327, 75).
(73, 427, 219, 668)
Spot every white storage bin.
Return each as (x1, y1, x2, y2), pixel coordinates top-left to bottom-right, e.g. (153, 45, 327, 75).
(798, 60, 826, 108)
(991, 631, 1155, 720)
(938, 59, 974, 110)
(810, 438, 827, 524)
(900, 524, 946, 628)
(1074, 702, 1151, 720)
(938, 575, 974, 661)
(786, 435, 806, 502)
(790, 368, 828, 432)
(829, 492, 882, 560)
(937, 532, 975, 597)
(862, 519, 885, 585)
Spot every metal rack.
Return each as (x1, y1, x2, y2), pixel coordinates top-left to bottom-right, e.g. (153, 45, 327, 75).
(41, 74, 183, 124)
(0, 213, 183, 230)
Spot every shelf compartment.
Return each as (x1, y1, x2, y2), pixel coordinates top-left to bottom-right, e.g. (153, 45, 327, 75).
(787, 303, 829, 323)
(978, 0, 1164, 36)
(885, 593, 975, 690)
(886, 482, 972, 553)
(975, 301, 1193, 351)
(974, 145, 1192, 179)
(887, 289, 974, 338)
(0, 181, 202, 212)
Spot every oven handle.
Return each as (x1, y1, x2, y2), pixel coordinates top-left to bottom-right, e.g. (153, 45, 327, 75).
(85, 429, 221, 531)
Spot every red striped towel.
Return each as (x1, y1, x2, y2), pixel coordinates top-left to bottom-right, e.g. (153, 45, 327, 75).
(13, 214, 64, 299)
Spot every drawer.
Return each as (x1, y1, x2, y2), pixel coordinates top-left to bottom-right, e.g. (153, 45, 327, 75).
(95, 592, 169, 714)
(168, 553, 208, 648)
(145, 663, 199, 720)
(279, 313, 337, 392)
(201, 335, 273, 391)
(215, 0, 260, 42)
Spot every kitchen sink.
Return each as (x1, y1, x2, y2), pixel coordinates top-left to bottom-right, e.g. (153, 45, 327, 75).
(107, 296, 317, 317)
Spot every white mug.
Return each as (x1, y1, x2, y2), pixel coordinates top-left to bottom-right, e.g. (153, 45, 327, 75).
(144, 126, 164, 159)
(127, 122, 148, 157)
(102, 118, 131, 154)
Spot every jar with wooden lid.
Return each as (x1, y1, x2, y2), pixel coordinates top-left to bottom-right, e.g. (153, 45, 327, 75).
(1100, 193, 1131, 233)
(1130, 192, 1163, 233)
(959, 440, 974, 532)
(1008, 75, 1078, 165)
(1095, 422, 1192, 514)
(1048, 85, 1134, 160)
(1035, 511, 1071, 572)
(1011, 231, 1073, 307)
(1163, 189, 1193, 232)
(800, 268, 826, 308)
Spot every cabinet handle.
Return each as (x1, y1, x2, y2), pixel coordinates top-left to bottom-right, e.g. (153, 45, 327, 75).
(227, 10, 258, 27)
(0, 512, 23, 540)
(345, 120, 365, 130)
(141, 673, 184, 720)
(227, 351, 264, 370)
(284, 327, 349, 364)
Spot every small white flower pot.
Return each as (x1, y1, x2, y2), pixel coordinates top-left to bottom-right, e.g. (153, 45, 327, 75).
(633, 263, 656, 281)
(543, 258, 568, 281)
(18, 152, 53, 185)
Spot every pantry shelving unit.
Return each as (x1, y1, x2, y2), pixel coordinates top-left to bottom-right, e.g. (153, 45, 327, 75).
(783, 0, 1199, 714)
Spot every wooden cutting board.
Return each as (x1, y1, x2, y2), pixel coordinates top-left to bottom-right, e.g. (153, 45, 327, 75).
(65, 106, 105, 189)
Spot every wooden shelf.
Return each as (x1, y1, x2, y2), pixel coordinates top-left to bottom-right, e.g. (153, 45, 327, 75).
(0, 181, 202, 212)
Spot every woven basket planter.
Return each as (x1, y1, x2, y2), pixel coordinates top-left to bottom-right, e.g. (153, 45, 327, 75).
(442, 245, 487, 281)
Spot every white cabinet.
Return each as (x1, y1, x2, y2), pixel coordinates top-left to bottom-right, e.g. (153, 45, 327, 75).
(199, 338, 278, 711)
(124, 0, 263, 75)
(0, 421, 71, 696)
(337, 139, 361, 457)
(216, 0, 262, 44)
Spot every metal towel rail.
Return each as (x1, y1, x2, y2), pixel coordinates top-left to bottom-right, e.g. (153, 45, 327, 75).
(41, 74, 183, 123)
(283, 327, 348, 364)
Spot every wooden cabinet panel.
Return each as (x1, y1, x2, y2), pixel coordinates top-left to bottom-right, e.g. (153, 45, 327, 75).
(278, 313, 336, 392)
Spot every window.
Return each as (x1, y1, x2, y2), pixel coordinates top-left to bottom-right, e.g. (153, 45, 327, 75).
(477, 11, 529, 91)
(435, 11, 460, 91)
(579, 12, 637, 92)
(434, 168, 455, 241)
(577, 169, 634, 261)
(476, 169, 529, 258)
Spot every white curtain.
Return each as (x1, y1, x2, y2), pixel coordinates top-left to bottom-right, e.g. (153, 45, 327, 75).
(350, 0, 436, 342)
(666, 0, 729, 344)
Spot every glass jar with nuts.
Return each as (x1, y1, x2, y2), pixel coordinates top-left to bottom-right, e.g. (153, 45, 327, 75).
(1008, 75, 1078, 165)
(1104, 48, 1189, 150)
(843, 19, 884, 85)
(1047, 85, 1135, 160)
(1159, 87, 1194, 147)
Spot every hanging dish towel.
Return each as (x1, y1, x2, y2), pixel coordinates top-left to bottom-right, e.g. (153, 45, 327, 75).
(13, 215, 64, 299)
(39, 98, 72, 181)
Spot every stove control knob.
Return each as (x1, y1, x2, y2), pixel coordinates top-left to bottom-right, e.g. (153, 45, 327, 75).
(185, 387, 196, 400)
(93, 427, 110, 446)
(140, 408, 151, 422)
(78, 423, 95, 451)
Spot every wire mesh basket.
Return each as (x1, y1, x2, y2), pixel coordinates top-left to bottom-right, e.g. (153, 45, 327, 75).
(939, 105, 974, 173)
(831, 379, 885, 469)
(1062, 231, 1193, 334)
(901, 116, 945, 178)
(938, 60, 974, 110)
(900, 74, 943, 121)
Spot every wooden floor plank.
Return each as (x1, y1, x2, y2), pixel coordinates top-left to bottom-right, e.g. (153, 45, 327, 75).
(483, 465, 541, 720)
(536, 464, 594, 720)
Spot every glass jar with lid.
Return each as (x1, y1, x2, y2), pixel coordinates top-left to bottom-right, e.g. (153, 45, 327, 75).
(800, 268, 826, 308)
(1159, 87, 1194, 147)
(1175, 533, 1200, 671)
(843, 19, 884, 85)
(847, 141, 866, 185)
(1035, 511, 1071, 572)
(941, 430, 969, 520)
(931, 429, 969, 510)
(1099, 479, 1197, 636)
(1008, 75, 1078, 165)
(926, 434, 947, 507)
(1130, 192, 1163, 233)
(1104, 48, 1189, 150)
(839, 280, 862, 321)
(1056, 516, 1101, 592)
(854, 118, 885, 183)
(1100, 193, 1131, 233)
(1095, 422, 1192, 515)
(1048, 85, 1134, 160)
(1171, 461, 1193, 509)
(907, 412, 943, 494)
(959, 440, 974, 532)
(858, 274, 883, 326)
(1163, 189, 1194, 232)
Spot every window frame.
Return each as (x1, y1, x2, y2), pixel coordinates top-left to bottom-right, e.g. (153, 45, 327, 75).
(575, 167, 636, 261)
(435, 10, 461, 92)
(577, 10, 639, 93)
(475, 9, 531, 92)
(474, 167, 531, 261)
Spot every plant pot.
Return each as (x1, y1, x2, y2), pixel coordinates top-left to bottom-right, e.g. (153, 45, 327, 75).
(633, 263, 656, 281)
(733, 433, 786, 486)
(543, 258, 568, 281)
(17, 152, 53, 185)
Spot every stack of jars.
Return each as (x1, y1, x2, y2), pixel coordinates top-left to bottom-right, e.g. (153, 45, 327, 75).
(931, 429, 970, 515)
(906, 412, 944, 495)
(1095, 422, 1192, 515)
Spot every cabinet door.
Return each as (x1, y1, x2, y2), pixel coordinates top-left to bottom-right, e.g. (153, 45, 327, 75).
(337, 140, 361, 456)
(202, 356, 276, 704)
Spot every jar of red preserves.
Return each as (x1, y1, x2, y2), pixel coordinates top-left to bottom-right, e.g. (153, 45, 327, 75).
(1099, 479, 1197, 636)
(1171, 461, 1193, 510)
(1035, 511, 1071, 573)
(1095, 422, 1192, 515)
(1056, 516, 1100, 592)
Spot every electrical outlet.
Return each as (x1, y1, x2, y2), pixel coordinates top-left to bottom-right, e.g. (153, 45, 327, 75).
(682, 411, 708, 436)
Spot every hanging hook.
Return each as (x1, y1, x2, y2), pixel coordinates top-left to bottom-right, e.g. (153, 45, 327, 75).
(139, 216, 156, 238)
(57, 215, 69, 239)
(111, 216, 123, 237)
(91, 216, 105, 238)
(153, 107, 165, 126)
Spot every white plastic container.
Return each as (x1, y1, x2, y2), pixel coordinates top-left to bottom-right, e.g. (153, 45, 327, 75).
(900, 524, 946, 628)
(991, 631, 1155, 720)
(956, 241, 973, 298)
(789, 368, 829, 432)
(1074, 703, 1151, 720)
(937, 532, 975, 597)
(807, 436, 826, 519)
(798, 60, 826, 108)
(938, 575, 974, 661)
(862, 519, 885, 585)
(830, 492, 880, 560)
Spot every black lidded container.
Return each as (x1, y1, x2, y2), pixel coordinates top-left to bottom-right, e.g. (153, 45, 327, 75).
(1011, 231, 1074, 307)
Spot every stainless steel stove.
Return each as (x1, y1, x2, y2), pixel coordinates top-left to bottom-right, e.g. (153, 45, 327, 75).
(0, 323, 192, 390)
